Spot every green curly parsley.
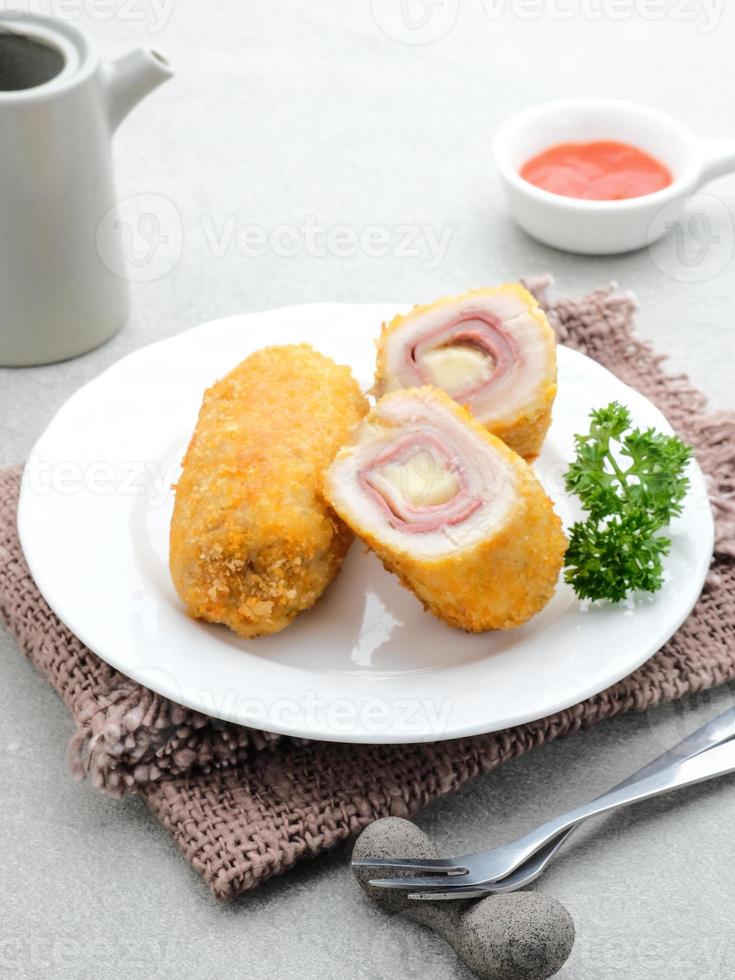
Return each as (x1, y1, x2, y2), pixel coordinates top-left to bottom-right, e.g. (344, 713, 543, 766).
(563, 402, 692, 603)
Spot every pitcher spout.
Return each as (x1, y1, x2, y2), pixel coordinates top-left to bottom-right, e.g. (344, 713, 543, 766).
(102, 48, 173, 132)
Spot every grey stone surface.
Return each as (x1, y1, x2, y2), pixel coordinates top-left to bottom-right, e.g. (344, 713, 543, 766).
(1, 3, 735, 978)
(352, 817, 576, 979)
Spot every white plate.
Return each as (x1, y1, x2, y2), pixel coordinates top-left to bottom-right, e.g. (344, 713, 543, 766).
(18, 304, 714, 744)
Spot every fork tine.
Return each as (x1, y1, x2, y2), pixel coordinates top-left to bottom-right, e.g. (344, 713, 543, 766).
(367, 873, 480, 891)
(351, 857, 468, 875)
(407, 886, 492, 901)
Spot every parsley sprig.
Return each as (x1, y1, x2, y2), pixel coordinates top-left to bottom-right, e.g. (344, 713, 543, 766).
(563, 402, 692, 602)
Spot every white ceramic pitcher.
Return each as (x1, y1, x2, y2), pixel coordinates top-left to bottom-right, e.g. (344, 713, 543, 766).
(0, 14, 173, 366)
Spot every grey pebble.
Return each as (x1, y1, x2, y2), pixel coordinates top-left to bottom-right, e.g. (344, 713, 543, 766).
(352, 817, 575, 980)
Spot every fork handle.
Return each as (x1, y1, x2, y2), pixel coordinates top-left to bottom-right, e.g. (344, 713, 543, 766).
(504, 737, 735, 876)
(489, 705, 735, 891)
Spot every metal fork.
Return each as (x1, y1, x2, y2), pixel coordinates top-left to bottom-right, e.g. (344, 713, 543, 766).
(353, 706, 735, 900)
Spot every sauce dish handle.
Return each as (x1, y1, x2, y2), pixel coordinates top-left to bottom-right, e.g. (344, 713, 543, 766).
(698, 138, 735, 185)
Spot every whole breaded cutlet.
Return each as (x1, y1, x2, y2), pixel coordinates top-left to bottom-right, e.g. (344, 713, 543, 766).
(169, 344, 368, 638)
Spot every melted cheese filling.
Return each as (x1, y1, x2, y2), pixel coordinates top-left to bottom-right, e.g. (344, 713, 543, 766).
(376, 450, 459, 507)
(421, 344, 494, 394)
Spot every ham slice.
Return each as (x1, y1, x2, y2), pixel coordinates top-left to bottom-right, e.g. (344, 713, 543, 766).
(360, 432, 481, 533)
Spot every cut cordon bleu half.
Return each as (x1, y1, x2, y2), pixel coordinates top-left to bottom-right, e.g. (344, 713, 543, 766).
(323, 387, 567, 632)
(374, 284, 557, 461)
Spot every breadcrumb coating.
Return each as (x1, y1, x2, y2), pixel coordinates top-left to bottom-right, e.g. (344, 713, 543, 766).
(324, 388, 567, 631)
(169, 344, 368, 637)
(486, 398, 556, 464)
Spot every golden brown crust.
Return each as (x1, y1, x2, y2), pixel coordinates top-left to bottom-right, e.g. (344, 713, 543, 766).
(484, 385, 556, 463)
(374, 284, 557, 461)
(324, 388, 567, 632)
(169, 344, 368, 638)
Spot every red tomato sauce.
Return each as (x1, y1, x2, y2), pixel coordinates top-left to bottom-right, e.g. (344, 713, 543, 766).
(520, 140, 673, 201)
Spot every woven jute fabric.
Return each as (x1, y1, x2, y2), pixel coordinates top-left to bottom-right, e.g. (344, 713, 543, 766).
(1, 281, 733, 900)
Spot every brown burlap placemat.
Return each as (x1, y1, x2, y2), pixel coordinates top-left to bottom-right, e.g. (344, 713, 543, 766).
(1, 282, 733, 900)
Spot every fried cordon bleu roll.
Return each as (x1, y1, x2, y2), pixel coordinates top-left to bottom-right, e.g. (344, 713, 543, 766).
(374, 284, 557, 461)
(170, 344, 368, 638)
(323, 387, 566, 631)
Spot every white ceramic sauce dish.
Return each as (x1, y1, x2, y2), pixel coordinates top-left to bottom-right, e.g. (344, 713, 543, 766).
(493, 98, 735, 255)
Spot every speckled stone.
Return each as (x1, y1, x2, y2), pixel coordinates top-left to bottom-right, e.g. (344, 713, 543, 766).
(458, 892, 576, 980)
(352, 817, 575, 980)
(352, 816, 446, 912)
